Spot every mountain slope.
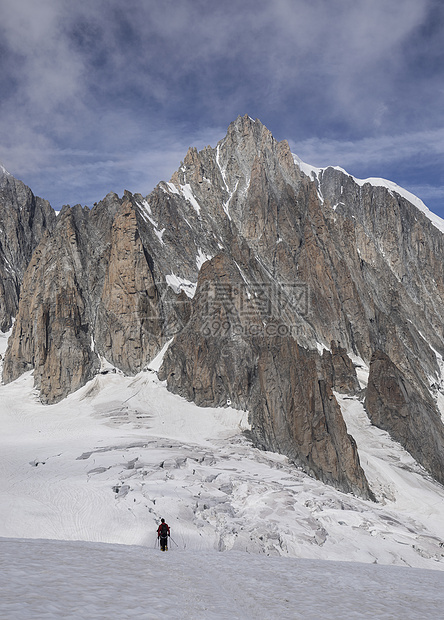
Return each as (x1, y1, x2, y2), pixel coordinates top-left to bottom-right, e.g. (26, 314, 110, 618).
(3, 115, 444, 497)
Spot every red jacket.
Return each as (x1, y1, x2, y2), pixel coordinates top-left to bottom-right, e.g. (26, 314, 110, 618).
(157, 522, 170, 537)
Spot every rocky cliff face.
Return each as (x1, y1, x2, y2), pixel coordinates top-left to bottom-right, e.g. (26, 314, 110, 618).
(3, 115, 444, 498)
(3, 198, 115, 402)
(366, 350, 444, 485)
(158, 252, 373, 498)
(3, 192, 190, 402)
(0, 167, 56, 331)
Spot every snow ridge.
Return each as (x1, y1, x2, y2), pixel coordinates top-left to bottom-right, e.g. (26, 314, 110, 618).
(292, 154, 444, 234)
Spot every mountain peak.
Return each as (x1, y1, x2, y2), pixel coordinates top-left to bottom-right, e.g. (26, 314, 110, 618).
(3, 116, 444, 499)
(225, 114, 268, 142)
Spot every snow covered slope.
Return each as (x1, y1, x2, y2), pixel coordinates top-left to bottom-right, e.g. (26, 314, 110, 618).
(2, 538, 444, 620)
(1, 359, 444, 568)
(2, 330, 444, 616)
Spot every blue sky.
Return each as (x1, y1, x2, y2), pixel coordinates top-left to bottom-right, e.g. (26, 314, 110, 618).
(1, 0, 444, 217)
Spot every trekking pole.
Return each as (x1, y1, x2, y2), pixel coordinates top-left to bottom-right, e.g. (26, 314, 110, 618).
(169, 536, 179, 548)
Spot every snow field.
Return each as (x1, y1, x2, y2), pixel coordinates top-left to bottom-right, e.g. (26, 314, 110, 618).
(2, 538, 444, 620)
(2, 332, 444, 618)
(1, 367, 444, 568)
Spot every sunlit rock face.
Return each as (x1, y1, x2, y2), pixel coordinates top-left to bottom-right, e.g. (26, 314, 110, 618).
(4, 115, 444, 497)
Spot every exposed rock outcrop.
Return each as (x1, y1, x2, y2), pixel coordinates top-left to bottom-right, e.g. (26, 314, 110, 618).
(3, 192, 191, 402)
(158, 253, 373, 498)
(366, 350, 444, 485)
(322, 342, 361, 395)
(95, 200, 162, 374)
(0, 168, 55, 331)
(3, 202, 107, 402)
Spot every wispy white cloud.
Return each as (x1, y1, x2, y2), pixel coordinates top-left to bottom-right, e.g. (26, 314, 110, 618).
(290, 128, 444, 170)
(1, 1, 86, 121)
(0, 0, 443, 215)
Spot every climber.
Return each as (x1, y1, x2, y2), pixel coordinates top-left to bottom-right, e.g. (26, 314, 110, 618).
(157, 518, 170, 551)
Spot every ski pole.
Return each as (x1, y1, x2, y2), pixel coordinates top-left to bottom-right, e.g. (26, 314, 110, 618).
(169, 536, 179, 547)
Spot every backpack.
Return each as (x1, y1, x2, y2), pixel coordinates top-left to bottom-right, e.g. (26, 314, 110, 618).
(159, 523, 169, 537)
